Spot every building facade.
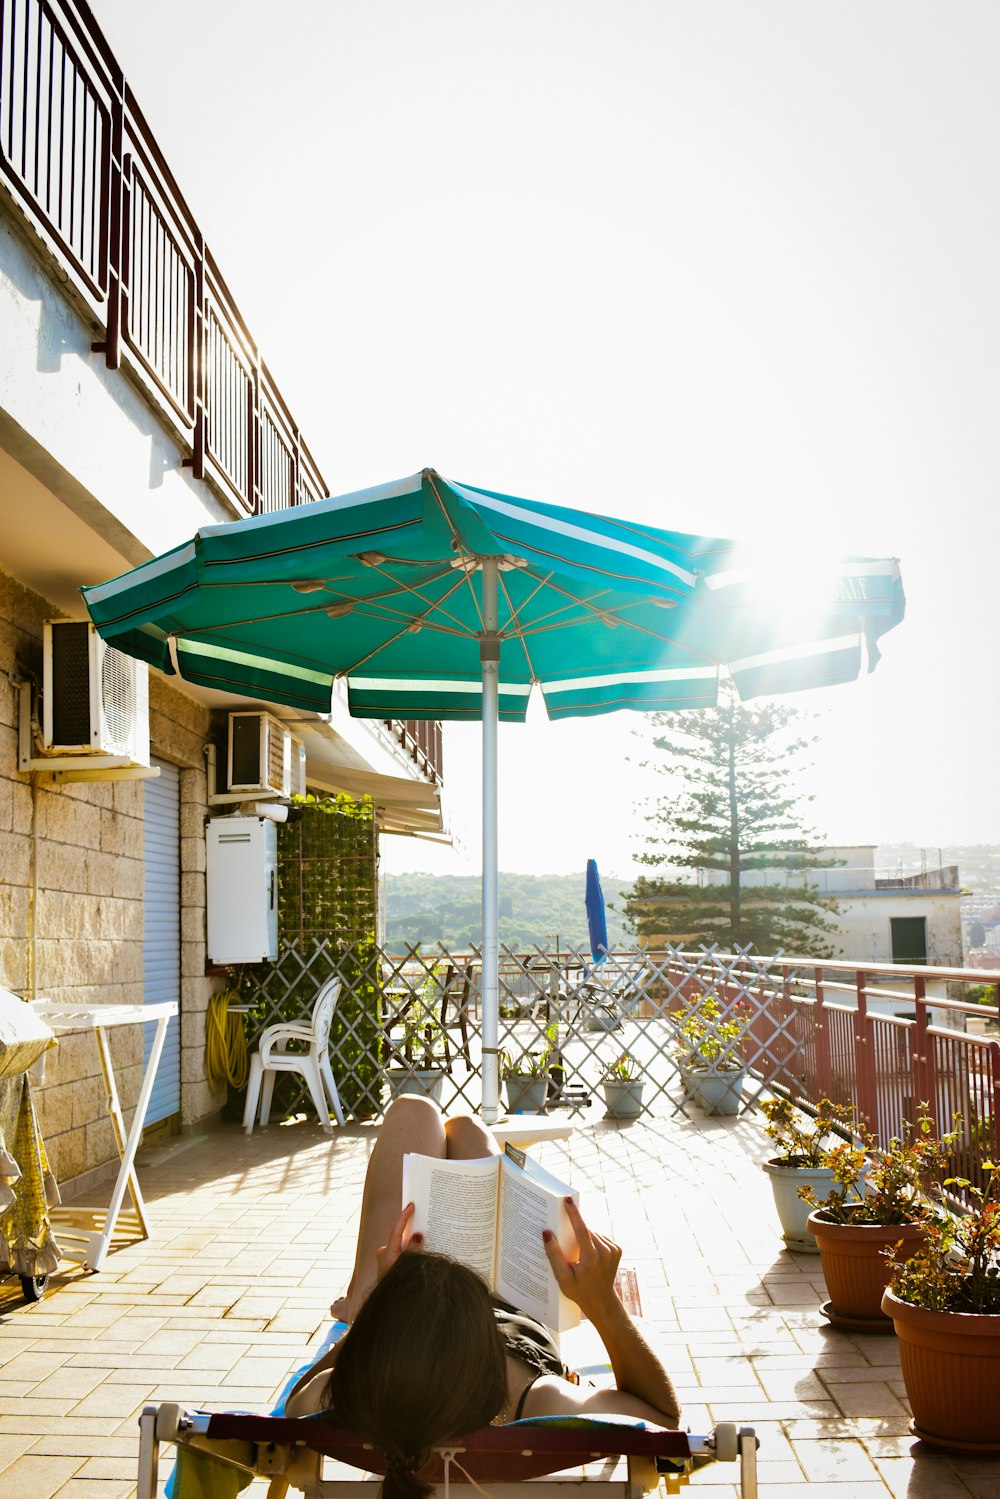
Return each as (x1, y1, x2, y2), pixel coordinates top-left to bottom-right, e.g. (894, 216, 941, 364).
(0, 0, 442, 1196)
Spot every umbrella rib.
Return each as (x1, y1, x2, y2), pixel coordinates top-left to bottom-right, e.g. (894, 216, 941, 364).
(424, 471, 490, 635)
(338, 558, 480, 636)
(498, 572, 691, 645)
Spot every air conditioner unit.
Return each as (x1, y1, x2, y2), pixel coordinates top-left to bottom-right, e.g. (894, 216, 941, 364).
(42, 620, 151, 763)
(227, 712, 306, 798)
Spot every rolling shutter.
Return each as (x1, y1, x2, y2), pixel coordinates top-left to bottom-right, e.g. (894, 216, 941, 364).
(143, 760, 181, 1123)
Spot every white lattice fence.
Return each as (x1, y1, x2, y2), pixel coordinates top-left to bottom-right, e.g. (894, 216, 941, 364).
(236, 941, 803, 1125)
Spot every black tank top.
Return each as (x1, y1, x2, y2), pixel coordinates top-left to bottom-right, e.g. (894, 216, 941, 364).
(492, 1306, 567, 1420)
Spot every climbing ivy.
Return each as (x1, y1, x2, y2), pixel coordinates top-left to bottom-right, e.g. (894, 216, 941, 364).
(238, 794, 382, 1120)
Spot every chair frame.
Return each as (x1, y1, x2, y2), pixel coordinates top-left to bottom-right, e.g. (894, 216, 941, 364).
(243, 977, 345, 1135)
(137, 1403, 759, 1499)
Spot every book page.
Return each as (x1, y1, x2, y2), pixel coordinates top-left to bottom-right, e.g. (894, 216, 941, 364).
(493, 1154, 581, 1332)
(401, 1154, 499, 1288)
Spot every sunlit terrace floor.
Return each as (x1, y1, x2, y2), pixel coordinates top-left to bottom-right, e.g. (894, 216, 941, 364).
(1, 1101, 997, 1499)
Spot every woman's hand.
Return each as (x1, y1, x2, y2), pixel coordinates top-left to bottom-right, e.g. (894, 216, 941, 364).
(542, 1198, 622, 1323)
(375, 1201, 422, 1283)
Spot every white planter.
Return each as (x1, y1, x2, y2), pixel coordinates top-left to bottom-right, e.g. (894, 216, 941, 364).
(687, 1066, 747, 1116)
(504, 1076, 549, 1113)
(762, 1160, 838, 1251)
(386, 1068, 445, 1104)
(601, 1079, 645, 1119)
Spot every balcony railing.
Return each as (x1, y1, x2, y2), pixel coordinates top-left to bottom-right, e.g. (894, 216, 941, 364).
(385, 719, 444, 785)
(238, 939, 1000, 1200)
(0, 0, 327, 517)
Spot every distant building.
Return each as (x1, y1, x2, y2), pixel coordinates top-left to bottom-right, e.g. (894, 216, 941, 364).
(741, 845, 963, 969)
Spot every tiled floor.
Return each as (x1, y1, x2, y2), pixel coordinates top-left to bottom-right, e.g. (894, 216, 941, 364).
(1, 1103, 997, 1497)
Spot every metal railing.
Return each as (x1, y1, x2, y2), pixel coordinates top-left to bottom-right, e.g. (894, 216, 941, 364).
(384, 720, 445, 784)
(238, 945, 1000, 1187)
(761, 957, 1000, 1185)
(1, 0, 327, 517)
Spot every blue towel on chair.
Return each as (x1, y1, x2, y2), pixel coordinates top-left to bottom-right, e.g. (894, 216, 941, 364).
(166, 1322, 350, 1499)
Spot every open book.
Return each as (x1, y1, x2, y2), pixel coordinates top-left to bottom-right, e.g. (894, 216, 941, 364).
(402, 1146, 581, 1333)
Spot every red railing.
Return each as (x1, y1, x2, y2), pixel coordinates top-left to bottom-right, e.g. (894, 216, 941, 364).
(0, 0, 327, 517)
(735, 956, 1000, 1195)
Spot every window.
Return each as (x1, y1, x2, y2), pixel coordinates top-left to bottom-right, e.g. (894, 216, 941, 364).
(890, 916, 927, 965)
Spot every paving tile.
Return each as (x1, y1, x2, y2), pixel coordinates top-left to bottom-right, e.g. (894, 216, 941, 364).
(825, 1380, 909, 1419)
(873, 1455, 977, 1497)
(0, 1454, 82, 1496)
(790, 1436, 884, 1481)
(0, 1432, 38, 1470)
(50, 1482, 134, 1498)
(30, 1437, 136, 1458)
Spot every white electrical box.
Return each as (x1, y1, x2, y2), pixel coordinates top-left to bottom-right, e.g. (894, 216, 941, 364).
(206, 817, 278, 965)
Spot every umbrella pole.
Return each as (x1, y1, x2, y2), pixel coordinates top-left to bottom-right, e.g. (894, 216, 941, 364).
(480, 557, 500, 1123)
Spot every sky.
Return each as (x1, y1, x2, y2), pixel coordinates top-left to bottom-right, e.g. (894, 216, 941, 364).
(91, 1, 1000, 879)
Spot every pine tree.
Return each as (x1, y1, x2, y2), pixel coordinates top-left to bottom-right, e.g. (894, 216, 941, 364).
(628, 688, 839, 955)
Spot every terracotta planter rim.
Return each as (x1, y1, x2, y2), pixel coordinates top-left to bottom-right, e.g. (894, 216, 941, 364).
(806, 1207, 925, 1238)
(882, 1286, 1000, 1337)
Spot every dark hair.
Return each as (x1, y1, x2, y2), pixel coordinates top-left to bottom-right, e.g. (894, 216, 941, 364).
(327, 1251, 507, 1499)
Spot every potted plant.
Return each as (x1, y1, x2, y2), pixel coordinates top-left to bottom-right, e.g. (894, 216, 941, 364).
(881, 1161, 1000, 1453)
(801, 1108, 958, 1331)
(759, 1095, 856, 1252)
(385, 970, 448, 1103)
(501, 1047, 551, 1114)
(599, 1052, 645, 1120)
(673, 992, 750, 1116)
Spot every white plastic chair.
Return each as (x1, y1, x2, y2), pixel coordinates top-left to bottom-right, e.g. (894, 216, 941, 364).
(242, 977, 345, 1135)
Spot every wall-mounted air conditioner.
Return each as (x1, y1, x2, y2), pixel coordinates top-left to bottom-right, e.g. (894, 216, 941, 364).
(42, 620, 151, 764)
(227, 712, 306, 798)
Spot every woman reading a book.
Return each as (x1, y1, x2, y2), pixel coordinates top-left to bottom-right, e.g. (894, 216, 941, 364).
(286, 1096, 680, 1499)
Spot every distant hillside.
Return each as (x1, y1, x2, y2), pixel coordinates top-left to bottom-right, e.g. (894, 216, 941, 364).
(382, 871, 635, 951)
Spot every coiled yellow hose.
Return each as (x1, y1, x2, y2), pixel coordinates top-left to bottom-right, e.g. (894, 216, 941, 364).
(204, 988, 249, 1093)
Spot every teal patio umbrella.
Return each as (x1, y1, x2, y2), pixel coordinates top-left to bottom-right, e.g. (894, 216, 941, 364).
(82, 468, 905, 1120)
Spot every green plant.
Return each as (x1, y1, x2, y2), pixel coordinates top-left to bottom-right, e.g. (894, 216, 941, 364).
(600, 1051, 641, 1083)
(760, 1095, 855, 1167)
(888, 1161, 1000, 1314)
(673, 992, 750, 1071)
(270, 793, 380, 1118)
(800, 1107, 960, 1227)
(501, 1047, 551, 1079)
(502, 1021, 557, 1080)
(397, 964, 447, 1070)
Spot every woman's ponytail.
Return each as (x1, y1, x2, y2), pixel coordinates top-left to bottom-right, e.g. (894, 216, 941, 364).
(383, 1449, 432, 1499)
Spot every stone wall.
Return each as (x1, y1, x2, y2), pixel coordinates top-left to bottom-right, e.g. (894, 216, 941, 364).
(0, 568, 220, 1198)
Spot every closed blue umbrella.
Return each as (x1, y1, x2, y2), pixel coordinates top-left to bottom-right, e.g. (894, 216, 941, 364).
(82, 468, 905, 1120)
(586, 859, 609, 964)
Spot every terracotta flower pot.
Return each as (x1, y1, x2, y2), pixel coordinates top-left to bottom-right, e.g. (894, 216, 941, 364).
(806, 1209, 928, 1330)
(882, 1287, 1000, 1453)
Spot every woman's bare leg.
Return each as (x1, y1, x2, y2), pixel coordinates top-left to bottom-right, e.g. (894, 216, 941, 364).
(336, 1095, 447, 1320)
(444, 1112, 501, 1161)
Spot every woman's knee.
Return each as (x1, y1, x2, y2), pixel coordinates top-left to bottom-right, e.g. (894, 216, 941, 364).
(384, 1093, 445, 1135)
(444, 1112, 498, 1160)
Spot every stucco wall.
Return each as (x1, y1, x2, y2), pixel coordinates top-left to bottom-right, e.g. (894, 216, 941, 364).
(0, 212, 231, 564)
(0, 569, 218, 1198)
(831, 892, 963, 968)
